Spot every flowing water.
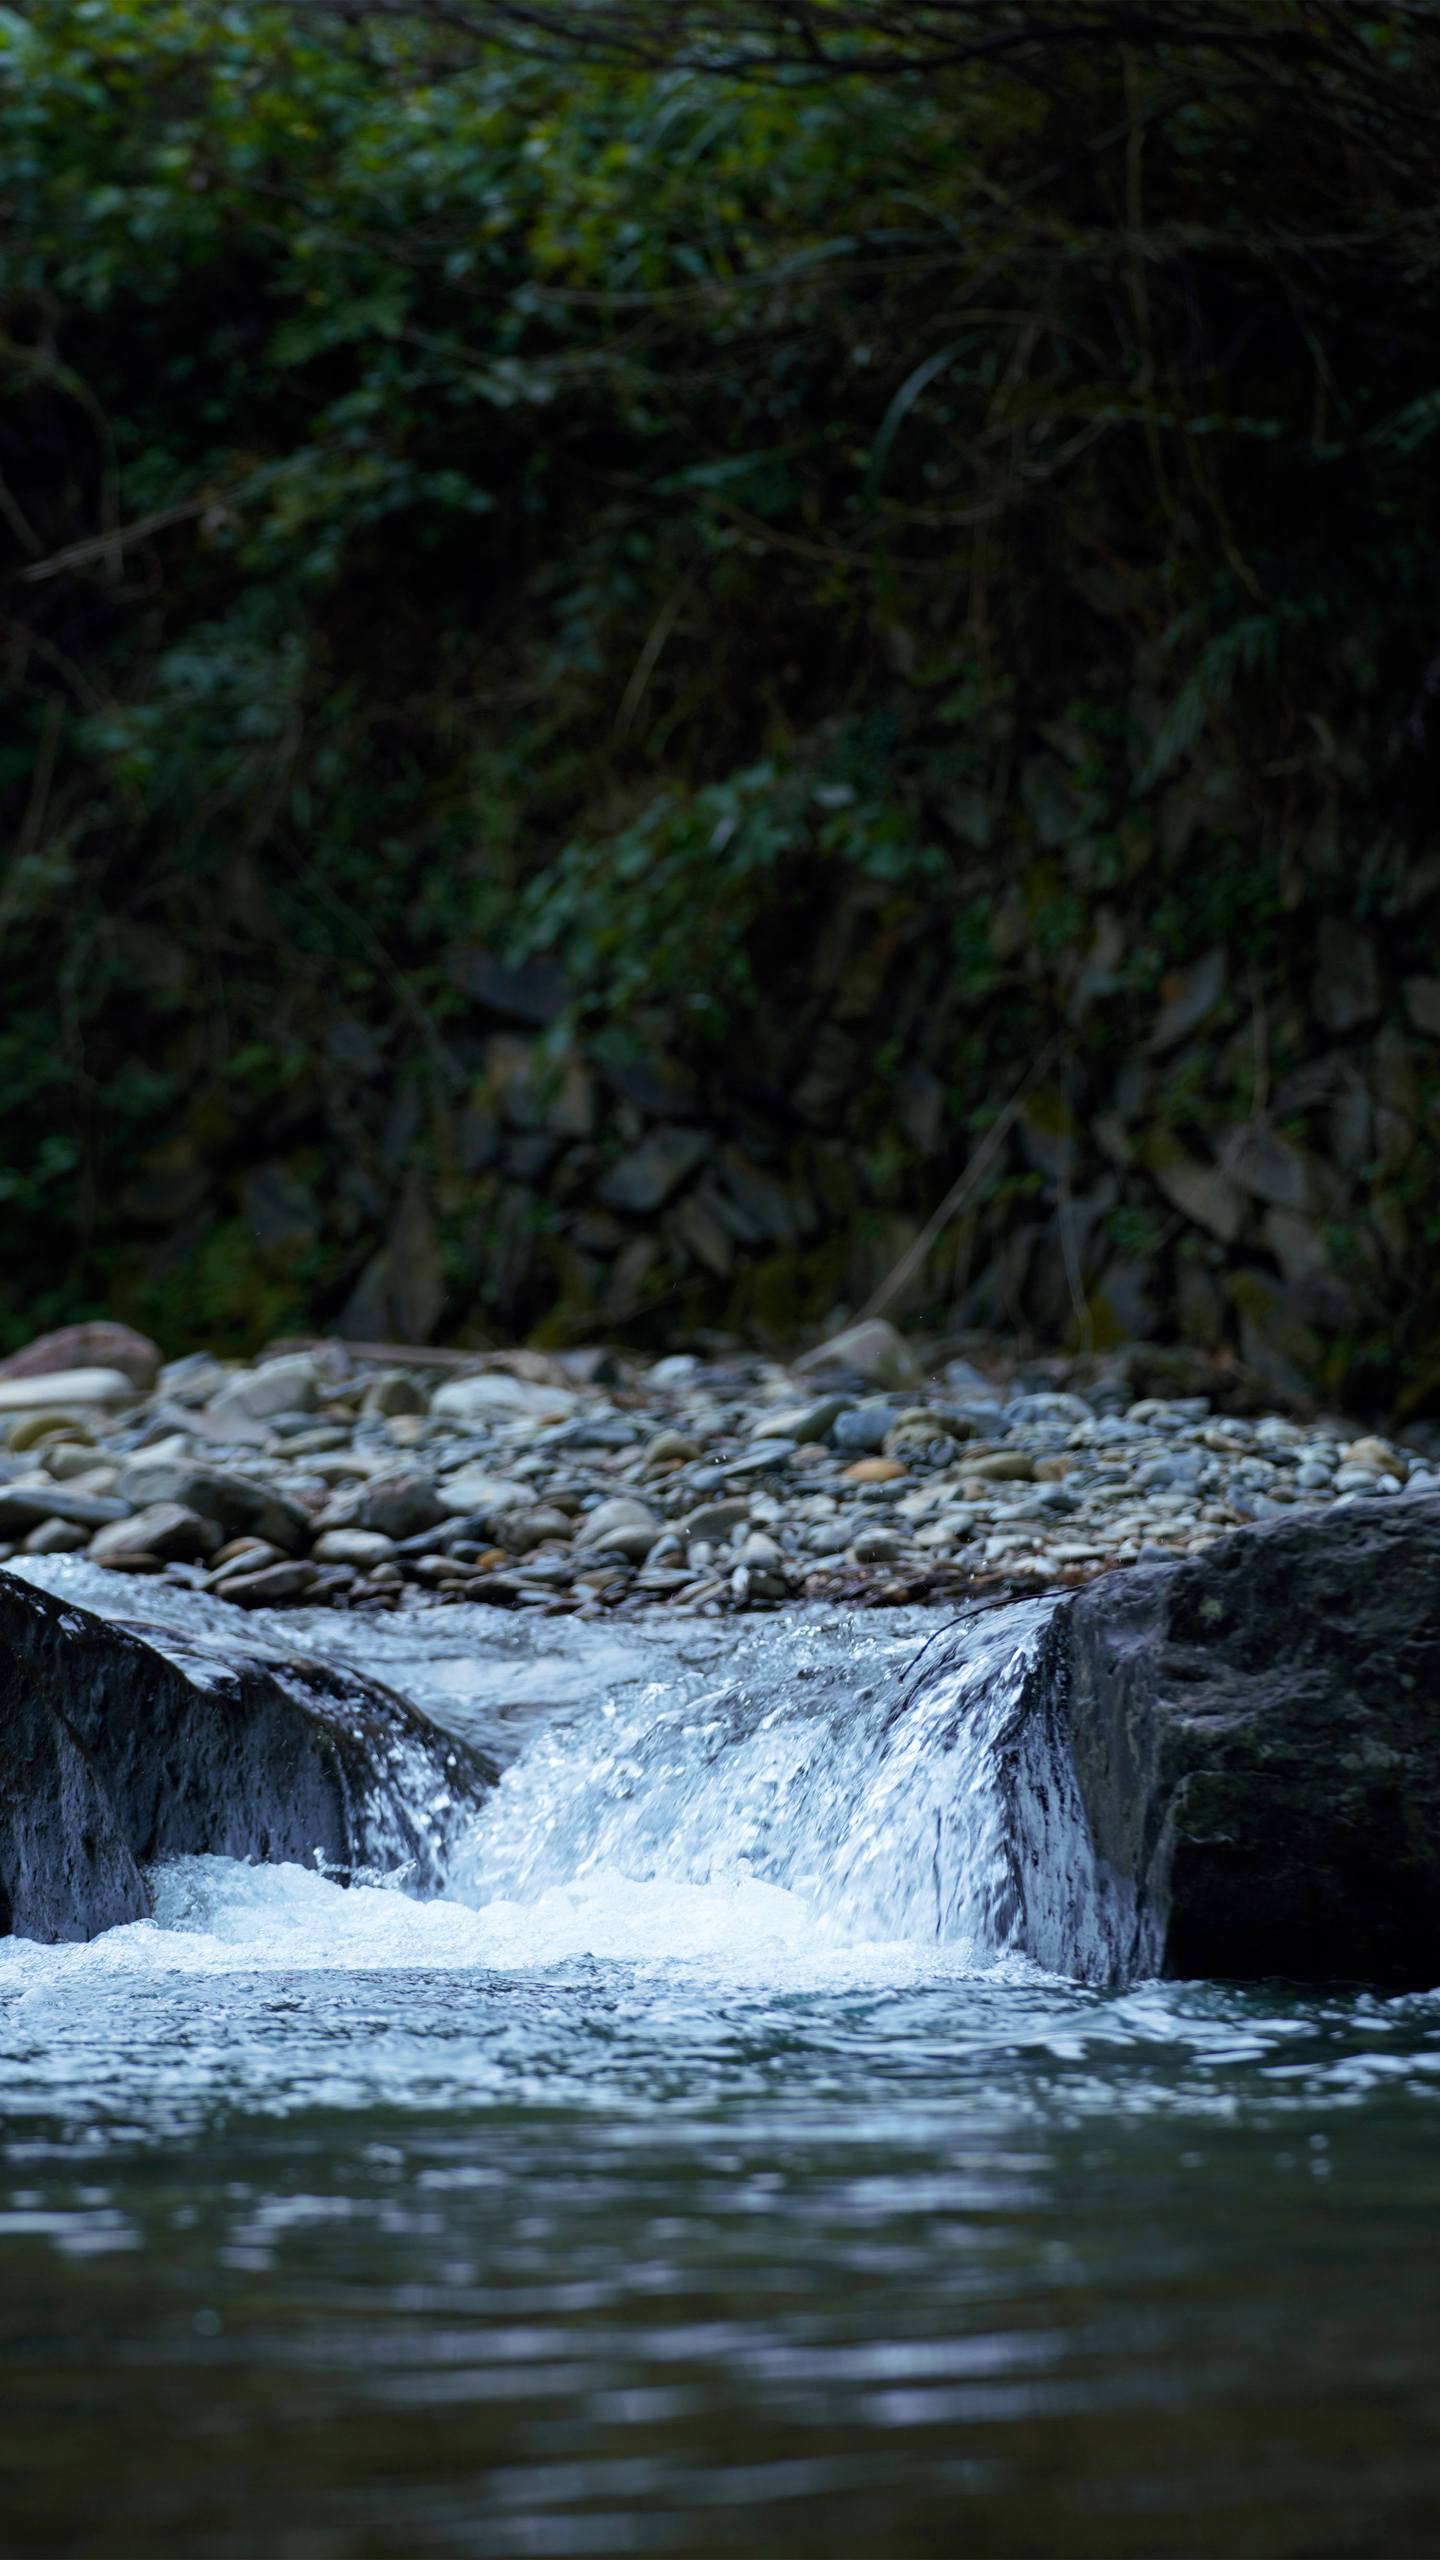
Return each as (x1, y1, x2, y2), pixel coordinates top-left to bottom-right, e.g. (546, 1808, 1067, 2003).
(2, 1561, 1439, 2558)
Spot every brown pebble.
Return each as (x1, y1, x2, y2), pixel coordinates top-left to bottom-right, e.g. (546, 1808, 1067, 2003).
(840, 1456, 907, 1484)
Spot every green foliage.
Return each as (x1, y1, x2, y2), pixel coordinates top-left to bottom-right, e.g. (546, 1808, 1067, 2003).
(4, 1, 1440, 1387)
(511, 762, 948, 1029)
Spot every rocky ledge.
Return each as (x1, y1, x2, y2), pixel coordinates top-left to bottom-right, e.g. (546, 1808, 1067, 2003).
(0, 1568, 494, 1942)
(912, 1493, 1440, 1988)
(0, 1316, 1432, 1619)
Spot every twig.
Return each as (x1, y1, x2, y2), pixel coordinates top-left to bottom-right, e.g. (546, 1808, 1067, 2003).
(18, 497, 212, 585)
(856, 1032, 1064, 1323)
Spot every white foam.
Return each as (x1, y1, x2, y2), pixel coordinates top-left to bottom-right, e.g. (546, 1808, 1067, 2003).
(0, 1850, 1040, 1998)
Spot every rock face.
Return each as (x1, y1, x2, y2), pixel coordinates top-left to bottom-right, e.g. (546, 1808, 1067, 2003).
(918, 1497, 1440, 1988)
(0, 1571, 494, 1944)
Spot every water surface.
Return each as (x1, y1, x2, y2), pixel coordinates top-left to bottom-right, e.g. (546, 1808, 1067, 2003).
(2, 1566, 1437, 2557)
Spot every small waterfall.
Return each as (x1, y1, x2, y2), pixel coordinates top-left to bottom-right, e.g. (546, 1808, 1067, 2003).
(447, 1596, 1081, 1969)
(10, 1556, 1124, 1980)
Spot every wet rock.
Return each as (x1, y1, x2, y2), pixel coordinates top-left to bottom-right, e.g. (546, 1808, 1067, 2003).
(954, 1498, 1440, 1987)
(0, 1323, 161, 1391)
(0, 1568, 493, 1942)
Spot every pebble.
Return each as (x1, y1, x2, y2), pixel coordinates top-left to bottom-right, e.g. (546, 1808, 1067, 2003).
(832, 1403, 897, 1454)
(583, 1496, 657, 1542)
(211, 1561, 315, 1607)
(1, 1325, 1429, 1620)
(0, 1479, 129, 1532)
(850, 1526, 905, 1564)
(643, 1430, 701, 1466)
(312, 1528, 398, 1568)
(6, 1411, 91, 1454)
(587, 1521, 659, 1563)
(89, 1501, 222, 1564)
(752, 1396, 849, 1445)
(35, 1440, 103, 1479)
(23, 1518, 90, 1555)
(433, 1373, 577, 1422)
(682, 1497, 752, 1540)
(0, 1367, 139, 1415)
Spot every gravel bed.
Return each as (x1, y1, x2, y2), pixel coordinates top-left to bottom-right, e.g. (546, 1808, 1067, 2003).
(0, 1326, 1433, 1618)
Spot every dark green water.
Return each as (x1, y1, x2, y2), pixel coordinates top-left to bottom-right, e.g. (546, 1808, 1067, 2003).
(2, 1574, 1437, 2558)
(2, 1941, 1438, 2560)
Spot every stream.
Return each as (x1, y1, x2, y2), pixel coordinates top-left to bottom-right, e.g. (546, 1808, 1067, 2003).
(2, 1562, 1438, 2557)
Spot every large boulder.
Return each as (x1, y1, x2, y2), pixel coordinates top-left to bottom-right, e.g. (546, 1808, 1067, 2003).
(0, 1322, 162, 1391)
(918, 1496, 1440, 1987)
(0, 1570, 493, 1943)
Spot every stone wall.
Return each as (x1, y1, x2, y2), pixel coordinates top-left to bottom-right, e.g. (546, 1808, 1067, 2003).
(124, 863, 1438, 1417)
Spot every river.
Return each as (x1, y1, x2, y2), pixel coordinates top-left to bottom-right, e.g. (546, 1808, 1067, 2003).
(1, 1564, 1437, 2556)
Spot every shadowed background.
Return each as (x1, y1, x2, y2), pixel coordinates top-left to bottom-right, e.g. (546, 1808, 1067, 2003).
(5, 2, 1439, 1410)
